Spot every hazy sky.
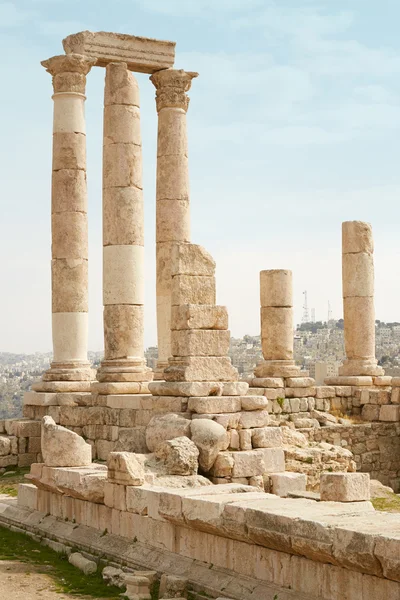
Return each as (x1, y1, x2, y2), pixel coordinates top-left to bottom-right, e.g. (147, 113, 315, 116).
(1, 0, 400, 354)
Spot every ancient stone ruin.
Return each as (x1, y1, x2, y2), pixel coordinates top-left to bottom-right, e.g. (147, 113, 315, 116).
(0, 29, 399, 600)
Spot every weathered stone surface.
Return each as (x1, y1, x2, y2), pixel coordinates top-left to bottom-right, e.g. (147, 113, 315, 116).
(222, 382, 249, 396)
(0, 436, 11, 456)
(171, 304, 228, 330)
(107, 451, 145, 485)
(310, 410, 338, 426)
(149, 381, 223, 397)
(342, 220, 373, 254)
(320, 472, 370, 502)
(239, 410, 269, 429)
(260, 270, 292, 307)
(41, 416, 91, 467)
(379, 405, 400, 422)
(281, 427, 308, 448)
(190, 419, 229, 472)
(37, 464, 106, 503)
(159, 574, 187, 599)
(155, 436, 199, 475)
(261, 448, 286, 473)
(102, 566, 125, 589)
(146, 413, 191, 452)
(361, 405, 380, 421)
(171, 329, 230, 357)
(164, 356, 238, 382)
(252, 427, 283, 448)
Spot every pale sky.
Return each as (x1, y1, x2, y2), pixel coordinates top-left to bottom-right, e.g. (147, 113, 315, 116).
(1, 0, 400, 353)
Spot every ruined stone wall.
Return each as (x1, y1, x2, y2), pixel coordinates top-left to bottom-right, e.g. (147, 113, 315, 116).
(0, 419, 41, 468)
(302, 422, 400, 491)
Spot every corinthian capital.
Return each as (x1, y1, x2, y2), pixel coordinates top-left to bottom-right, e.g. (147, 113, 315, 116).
(41, 54, 96, 94)
(150, 68, 198, 113)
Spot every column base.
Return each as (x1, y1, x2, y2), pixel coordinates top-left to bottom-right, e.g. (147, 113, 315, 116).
(96, 358, 153, 384)
(338, 359, 384, 377)
(254, 360, 301, 378)
(33, 362, 95, 392)
(153, 360, 169, 381)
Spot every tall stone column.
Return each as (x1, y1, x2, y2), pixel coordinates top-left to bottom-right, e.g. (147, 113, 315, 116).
(254, 270, 301, 378)
(339, 221, 383, 376)
(150, 68, 198, 379)
(96, 62, 152, 392)
(38, 54, 96, 391)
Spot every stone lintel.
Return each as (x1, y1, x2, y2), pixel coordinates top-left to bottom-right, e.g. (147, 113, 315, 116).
(63, 31, 175, 73)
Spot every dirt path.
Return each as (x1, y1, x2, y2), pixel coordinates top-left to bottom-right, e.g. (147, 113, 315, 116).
(0, 561, 107, 599)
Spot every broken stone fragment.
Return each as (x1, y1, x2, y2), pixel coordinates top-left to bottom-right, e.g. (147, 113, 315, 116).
(190, 418, 229, 472)
(155, 436, 199, 475)
(146, 413, 191, 452)
(41, 415, 91, 467)
(107, 451, 145, 486)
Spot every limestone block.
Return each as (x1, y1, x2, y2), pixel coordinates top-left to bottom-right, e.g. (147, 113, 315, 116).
(51, 212, 88, 260)
(232, 451, 265, 477)
(92, 381, 149, 395)
(103, 142, 142, 189)
(171, 329, 230, 357)
(379, 405, 400, 422)
(286, 377, 315, 388)
(263, 388, 285, 400)
(124, 573, 151, 599)
(52, 169, 87, 214)
(156, 199, 190, 244)
(239, 429, 252, 450)
(52, 312, 89, 363)
(222, 382, 249, 396)
(241, 396, 268, 411)
(343, 296, 375, 359)
(373, 376, 392, 386)
(0, 455, 17, 467)
(261, 448, 285, 473)
(53, 132, 86, 171)
(104, 305, 144, 360)
(252, 427, 283, 448)
(52, 258, 88, 312)
(188, 396, 241, 414)
(104, 104, 141, 146)
(103, 186, 144, 246)
(113, 428, 147, 454)
(190, 419, 229, 472)
(53, 94, 86, 134)
(171, 275, 216, 306)
(0, 436, 11, 456)
(164, 356, 238, 382)
(252, 377, 285, 388)
(270, 472, 306, 497)
(334, 386, 353, 397)
(315, 386, 336, 398)
(158, 108, 187, 156)
(254, 361, 301, 378)
(149, 381, 223, 397)
(68, 552, 97, 575)
(239, 410, 269, 429)
(325, 376, 373, 386)
(361, 405, 380, 421)
(156, 154, 189, 201)
(23, 391, 58, 406)
(17, 483, 38, 510)
(261, 307, 293, 360)
(260, 270, 292, 307)
(155, 436, 199, 475)
(391, 388, 400, 404)
(229, 430, 239, 450)
(103, 245, 144, 305)
(171, 304, 228, 331)
(284, 387, 316, 398)
(171, 243, 215, 277)
(320, 472, 370, 502)
(293, 417, 320, 428)
(41, 416, 92, 467)
(342, 252, 374, 297)
(63, 31, 175, 74)
(342, 221, 373, 254)
(310, 409, 337, 425)
(107, 451, 145, 485)
(104, 481, 126, 510)
(102, 566, 125, 589)
(146, 413, 191, 452)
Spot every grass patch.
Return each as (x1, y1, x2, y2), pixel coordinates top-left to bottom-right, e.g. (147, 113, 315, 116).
(372, 494, 400, 513)
(0, 467, 29, 496)
(0, 525, 121, 597)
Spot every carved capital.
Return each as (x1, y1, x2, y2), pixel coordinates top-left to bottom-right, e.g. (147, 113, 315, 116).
(150, 68, 198, 112)
(41, 54, 96, 94)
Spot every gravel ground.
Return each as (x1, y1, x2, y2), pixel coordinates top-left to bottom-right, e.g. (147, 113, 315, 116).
(0, 561, 109, 599)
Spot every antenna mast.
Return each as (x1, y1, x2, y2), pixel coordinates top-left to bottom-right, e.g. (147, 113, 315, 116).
(302, 291, 309, 323)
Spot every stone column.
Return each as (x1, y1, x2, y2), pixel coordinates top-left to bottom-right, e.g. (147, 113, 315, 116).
(96, 63, 152, 391)
(150, 68, 198, 379)
(254, 270, 301, 378)
(339, 221, 383, 376)
(39, 54, 96, 391)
